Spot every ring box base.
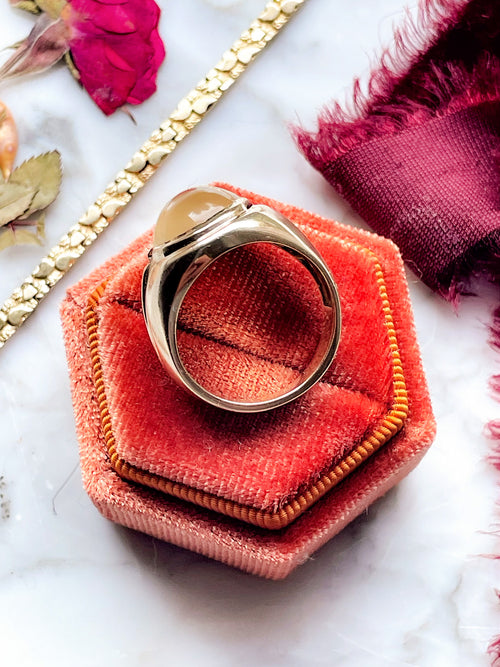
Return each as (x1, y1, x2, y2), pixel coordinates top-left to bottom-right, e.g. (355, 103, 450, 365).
(61, 185, 435, 579)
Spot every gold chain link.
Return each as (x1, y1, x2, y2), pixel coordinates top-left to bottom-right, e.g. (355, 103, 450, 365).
(0, 0, 305, 348)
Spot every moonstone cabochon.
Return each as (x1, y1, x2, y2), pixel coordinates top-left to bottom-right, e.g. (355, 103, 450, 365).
(60, 184, 435, 579)
(153, 186, 239, 245)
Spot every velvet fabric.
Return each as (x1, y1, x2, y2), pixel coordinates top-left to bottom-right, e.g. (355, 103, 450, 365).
(98, 224, 393, 511)
(61, 186, 435, 579)
(295, 0, 500, 301)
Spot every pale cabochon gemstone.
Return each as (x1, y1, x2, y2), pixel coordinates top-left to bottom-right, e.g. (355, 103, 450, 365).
(153, 187, 239, 246)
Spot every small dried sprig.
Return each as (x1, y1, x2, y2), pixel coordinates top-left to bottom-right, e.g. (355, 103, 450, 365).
(0, 128, 62, 252)
(0, 100, 62, 250)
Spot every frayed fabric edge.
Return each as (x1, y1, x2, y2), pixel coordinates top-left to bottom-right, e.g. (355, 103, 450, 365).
(442, 235, 500, 305)
(293, 0, 471, 169)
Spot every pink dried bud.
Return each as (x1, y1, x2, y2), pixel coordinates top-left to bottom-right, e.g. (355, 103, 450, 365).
(0, 13, 70, 80)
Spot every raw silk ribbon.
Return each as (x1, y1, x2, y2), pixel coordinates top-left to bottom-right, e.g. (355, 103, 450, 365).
(295, 0, 500, 655)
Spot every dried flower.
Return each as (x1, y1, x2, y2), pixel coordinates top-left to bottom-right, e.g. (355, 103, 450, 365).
(1, 0, 165, 115)
(63, 0, 165, 114)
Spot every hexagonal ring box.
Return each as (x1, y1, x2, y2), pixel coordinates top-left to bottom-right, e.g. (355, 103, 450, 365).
(61, 185, 435, 579)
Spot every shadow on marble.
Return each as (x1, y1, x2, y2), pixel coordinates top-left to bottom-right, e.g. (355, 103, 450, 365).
(115, 485, 399, 625)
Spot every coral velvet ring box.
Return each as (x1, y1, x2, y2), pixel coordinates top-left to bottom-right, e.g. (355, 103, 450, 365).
(61, 185, 435, 579)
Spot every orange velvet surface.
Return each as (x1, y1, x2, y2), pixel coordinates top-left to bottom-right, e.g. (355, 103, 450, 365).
(61, 185, 435, 579)
(96, 232, 393, 511)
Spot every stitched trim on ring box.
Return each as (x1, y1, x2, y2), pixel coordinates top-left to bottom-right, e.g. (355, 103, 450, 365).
(85, 250, 408, 531)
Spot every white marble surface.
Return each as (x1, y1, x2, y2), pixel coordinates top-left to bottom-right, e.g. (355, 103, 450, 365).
(1, 1, 499, 665)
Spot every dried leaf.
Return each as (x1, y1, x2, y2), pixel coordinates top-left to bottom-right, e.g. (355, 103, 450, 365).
(64, 51, 80, 81)
(36, 0, 66, 19)
(0, 227, 17, 251)
(9, 1, 41, 14)
(0, 181, 34, 226)
(9, 150, 61, 217)
(0, 150, 60, 252)
(35, 213, 45, 237)
(0, 214, 44, 251)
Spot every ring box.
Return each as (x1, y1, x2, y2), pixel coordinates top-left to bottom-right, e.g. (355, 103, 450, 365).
(61, 185, 435, 579)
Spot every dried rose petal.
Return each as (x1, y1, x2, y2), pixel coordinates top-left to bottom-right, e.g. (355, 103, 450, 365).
(63, 0, 166, 115)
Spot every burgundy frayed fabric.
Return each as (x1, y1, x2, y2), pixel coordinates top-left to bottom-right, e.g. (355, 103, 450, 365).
(295, 0, 500, 653)
(296, 0, 500, 299)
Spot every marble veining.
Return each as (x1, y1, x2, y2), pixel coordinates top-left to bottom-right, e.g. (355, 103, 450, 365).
(0, 1, 499, 665)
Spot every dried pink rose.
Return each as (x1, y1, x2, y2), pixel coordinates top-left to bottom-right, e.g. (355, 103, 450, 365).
(0, 0, 165, 115)
(62, 0, 165, 114)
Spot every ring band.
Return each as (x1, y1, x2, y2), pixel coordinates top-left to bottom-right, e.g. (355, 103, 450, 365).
(142, 186, 341, 413)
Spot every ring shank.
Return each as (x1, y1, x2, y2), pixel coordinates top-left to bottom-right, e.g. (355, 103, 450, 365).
(143, 207, 341, 412)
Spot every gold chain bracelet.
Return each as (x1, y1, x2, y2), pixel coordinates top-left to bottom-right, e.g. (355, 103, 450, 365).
(0, 0, 305, 349)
